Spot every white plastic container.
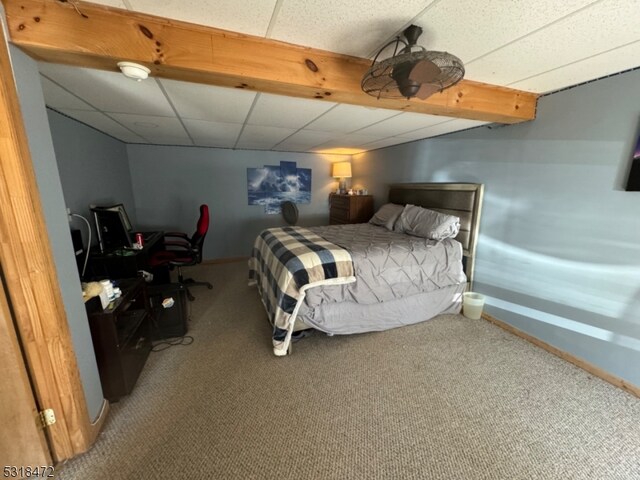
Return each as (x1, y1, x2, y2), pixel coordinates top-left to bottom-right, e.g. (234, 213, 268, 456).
(99, 279, 115, 301)
(462, 292, 485, 320)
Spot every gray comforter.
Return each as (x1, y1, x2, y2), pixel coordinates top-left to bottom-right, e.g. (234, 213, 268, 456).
(295, 223, 466, 333)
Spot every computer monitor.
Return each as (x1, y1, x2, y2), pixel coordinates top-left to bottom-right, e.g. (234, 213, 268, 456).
(626, 132, 640, 191)
(91, 204, 133, 252)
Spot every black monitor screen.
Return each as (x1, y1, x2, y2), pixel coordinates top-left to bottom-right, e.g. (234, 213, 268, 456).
(92, 207, 132, 251)
(626, 132, 640, 191)
(627, 159, 640, 191)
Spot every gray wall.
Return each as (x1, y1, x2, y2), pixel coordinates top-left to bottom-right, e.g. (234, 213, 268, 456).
(47, 109, 136, 246)
(9, 46, 104, 419)
(353, 69, 640, 386)
(127, 145, 346, 259)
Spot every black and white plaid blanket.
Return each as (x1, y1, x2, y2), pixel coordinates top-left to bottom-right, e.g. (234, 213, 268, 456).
(248, 227, 355, 356)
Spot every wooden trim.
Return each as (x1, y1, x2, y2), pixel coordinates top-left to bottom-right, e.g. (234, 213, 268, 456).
(201, 256, 249, 265)
(482, 312, 640, 399)
(3, 0, 537, 124)
(87, 399, 109, 444)
(0, 274, 52, 466)
(0, 13, 94, 461)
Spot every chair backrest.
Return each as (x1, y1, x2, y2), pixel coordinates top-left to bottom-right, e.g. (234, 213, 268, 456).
(190, 204, 209, 262)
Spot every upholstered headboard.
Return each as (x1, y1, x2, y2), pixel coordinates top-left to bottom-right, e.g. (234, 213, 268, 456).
(388, 183, 484, 285)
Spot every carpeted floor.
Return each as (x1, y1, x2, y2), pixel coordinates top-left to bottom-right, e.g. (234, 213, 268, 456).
(57, 262, 640, 480)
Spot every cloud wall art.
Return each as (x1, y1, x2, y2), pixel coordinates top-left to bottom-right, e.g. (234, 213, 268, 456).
(247, 161, 312, 214)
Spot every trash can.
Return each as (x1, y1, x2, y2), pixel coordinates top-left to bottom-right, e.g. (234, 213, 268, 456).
(462, 292, 485, 320)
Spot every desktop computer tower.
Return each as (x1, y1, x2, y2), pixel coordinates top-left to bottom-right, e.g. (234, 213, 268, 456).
(148, 283, 189, 340)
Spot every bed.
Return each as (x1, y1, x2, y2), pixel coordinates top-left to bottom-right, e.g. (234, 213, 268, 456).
(249, 182, 484, 356)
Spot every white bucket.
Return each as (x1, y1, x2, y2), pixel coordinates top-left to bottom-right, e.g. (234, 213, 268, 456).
(462, 292, 485, 320)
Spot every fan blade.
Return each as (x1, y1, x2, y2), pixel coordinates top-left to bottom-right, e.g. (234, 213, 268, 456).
(416, 83, 440, 100)
(408, 59, 441, 84)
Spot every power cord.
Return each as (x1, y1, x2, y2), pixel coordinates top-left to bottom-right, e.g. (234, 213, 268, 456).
(151, 335, 194, 352)
(70, 213, 92, 277)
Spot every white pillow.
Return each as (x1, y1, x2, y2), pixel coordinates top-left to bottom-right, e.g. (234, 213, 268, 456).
(369, 203, 404, 231)
(395, 204, 460, 241)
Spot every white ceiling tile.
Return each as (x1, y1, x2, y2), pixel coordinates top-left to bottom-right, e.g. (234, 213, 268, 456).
(146, 136, 194, 146)
(160, 79, 256, 123)
(38, 63, 175, 116)
(306, 104, 401, 133)
(360, 137, 412, 151)
(397, 119, 489, 140)
(234, 143, 276, 151)
(109, 113, 192, 144)
(183, 119, 242, 148)
(273, 144, 311, 153)
(275, 130, 337, 149)
(314, 133, 382, 150)
(355, 112, 450, 136)
(40, 76, 95, 111)
(236, 125, 297, 149)
(270, 1, 431, 57)
(509, 41, 640, 93)
(463, 0, 640, 87)
(248, 93, 336, 129)
(127, 0, 278, 36)
(420, 0, 597, 65)
(58, 109, 146, 143)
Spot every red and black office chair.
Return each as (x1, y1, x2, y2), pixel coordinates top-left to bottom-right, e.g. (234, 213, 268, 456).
(150, 204, 213, 301)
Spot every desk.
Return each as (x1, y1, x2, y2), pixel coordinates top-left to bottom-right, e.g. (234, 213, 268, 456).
(88, 231, 165, 280)
(86, 278, 151, 401)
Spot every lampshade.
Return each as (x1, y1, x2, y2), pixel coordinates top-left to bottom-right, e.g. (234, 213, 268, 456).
(332, 162, 352, 178)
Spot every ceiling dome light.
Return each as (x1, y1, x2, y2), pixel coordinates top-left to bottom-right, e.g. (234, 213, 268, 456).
(361, 25, 464, 100)
(117, 61, 151, 81)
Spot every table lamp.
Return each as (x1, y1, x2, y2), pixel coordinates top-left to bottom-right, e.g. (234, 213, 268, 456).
(332, 162, 352, 193)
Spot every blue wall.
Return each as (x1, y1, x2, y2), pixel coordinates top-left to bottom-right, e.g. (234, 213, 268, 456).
(126, 144, 345, 259)
(353, 69, 640, 386)
(10, 46, 104, 420)
(48, 109, 136, 246)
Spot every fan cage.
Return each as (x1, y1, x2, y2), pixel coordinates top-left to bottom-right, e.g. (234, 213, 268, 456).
(361, 44, 465, 99)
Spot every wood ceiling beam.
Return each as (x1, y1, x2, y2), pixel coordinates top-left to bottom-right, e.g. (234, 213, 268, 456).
(3, 0, 537, 124)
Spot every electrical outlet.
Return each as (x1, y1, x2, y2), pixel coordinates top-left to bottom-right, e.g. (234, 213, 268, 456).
(66, 207, 73, 223)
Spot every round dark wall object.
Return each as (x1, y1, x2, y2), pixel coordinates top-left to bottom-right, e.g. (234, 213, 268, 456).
(282, 201, 299, 225)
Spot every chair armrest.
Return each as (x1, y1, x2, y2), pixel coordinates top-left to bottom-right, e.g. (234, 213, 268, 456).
(163, 242, 201, 260)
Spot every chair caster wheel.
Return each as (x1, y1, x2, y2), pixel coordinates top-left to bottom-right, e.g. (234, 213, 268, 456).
(207, 284, 213, 290)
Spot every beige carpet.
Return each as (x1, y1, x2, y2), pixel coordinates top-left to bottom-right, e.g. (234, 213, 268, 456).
(57, 262, 640, 480)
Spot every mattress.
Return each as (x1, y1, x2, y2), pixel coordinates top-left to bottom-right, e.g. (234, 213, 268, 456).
(295, 223, 467, 333)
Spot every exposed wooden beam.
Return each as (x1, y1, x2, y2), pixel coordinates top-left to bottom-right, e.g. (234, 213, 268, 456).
(3, 0, 537, 124)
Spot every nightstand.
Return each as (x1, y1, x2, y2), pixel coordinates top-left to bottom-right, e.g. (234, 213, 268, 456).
(329, 194, 374, 225)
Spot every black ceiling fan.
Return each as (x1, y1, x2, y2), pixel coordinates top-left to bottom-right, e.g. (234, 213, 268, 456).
(361, 25, 465, 100)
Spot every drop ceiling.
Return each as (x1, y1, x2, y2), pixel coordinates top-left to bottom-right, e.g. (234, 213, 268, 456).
(36, 0, 640, 153)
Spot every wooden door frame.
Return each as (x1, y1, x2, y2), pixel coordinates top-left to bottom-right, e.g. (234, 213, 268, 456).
(0, 272, 52, 467)
(0, 10, 105, 462)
